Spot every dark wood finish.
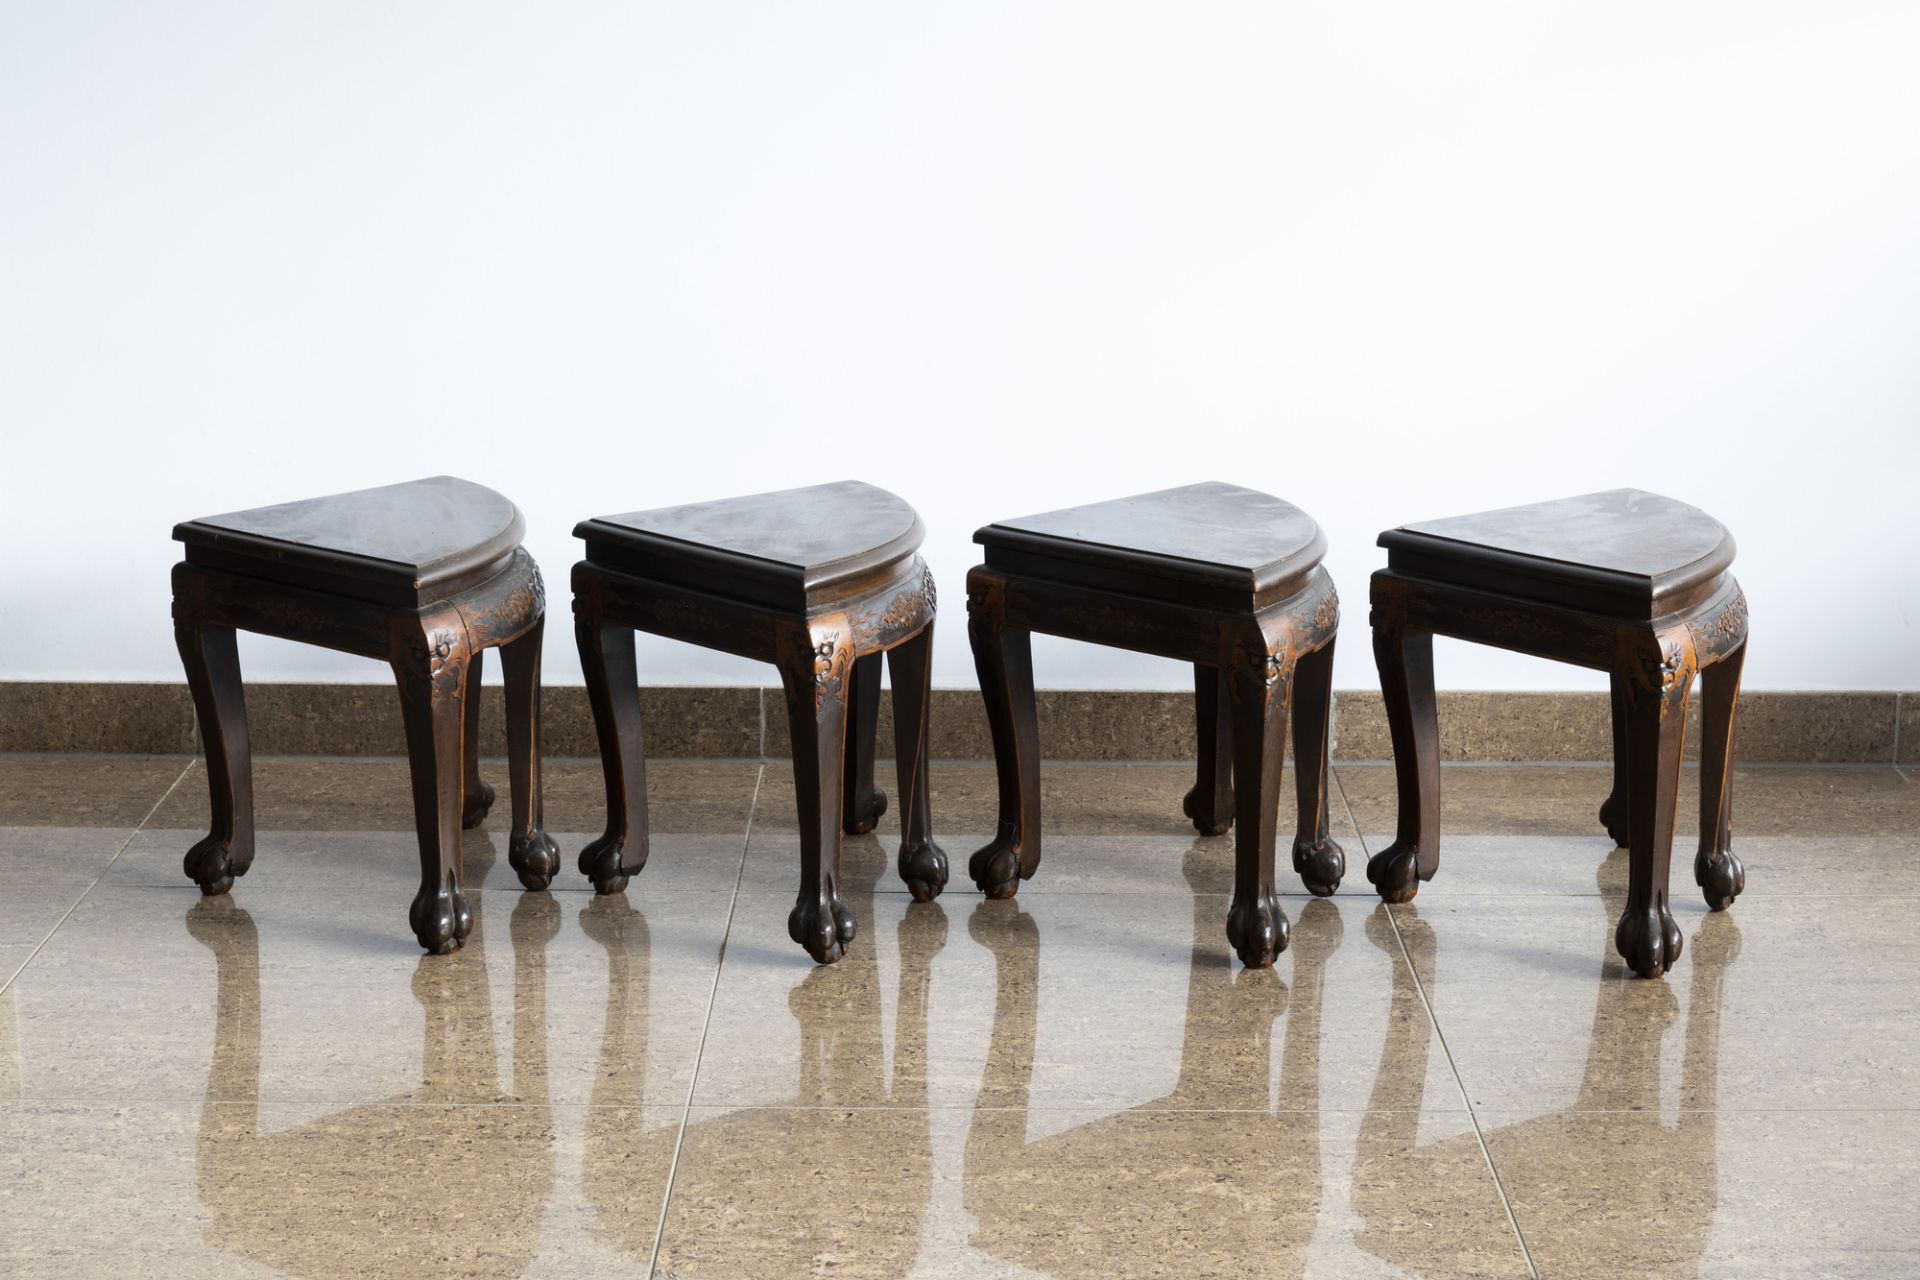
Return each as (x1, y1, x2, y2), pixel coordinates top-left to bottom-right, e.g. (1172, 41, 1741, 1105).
(177, 474, 526, 609)
(576, 618, 648, 894)
(980, 480, 1327, 610)
(461, 649, 495, 829)
(1368, 488, 1749, 978)
(967, 483, 1342, 968)
(1379, 487, 1735, 618)
(1289, 637, 1345, 895)
(572, 481, 944, 964)
(843, 654, 888, 835)
(1183, 666, 1234, 837)
(886, 624, 945, 900)
(575, 479, 925, 612)
(1695, 639, 1747, 910)
(171, 476, 552, 953)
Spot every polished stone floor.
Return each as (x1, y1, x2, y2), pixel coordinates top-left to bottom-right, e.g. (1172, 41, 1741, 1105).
(1, 752, 1916, 1278)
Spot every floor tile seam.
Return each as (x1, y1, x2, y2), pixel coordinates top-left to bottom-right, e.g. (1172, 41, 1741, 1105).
(1384, 901, 1540, 1280)
(1330, 766, 1372, 860)
(0, 758, 198, 1000)
(646, 761, 763, 1279)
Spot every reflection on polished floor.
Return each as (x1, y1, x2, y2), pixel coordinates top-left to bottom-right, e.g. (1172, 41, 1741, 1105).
(2, 753, 1917, 1278)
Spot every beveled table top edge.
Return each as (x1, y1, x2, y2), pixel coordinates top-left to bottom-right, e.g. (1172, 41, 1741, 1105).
(1376, 488, 1736, 609)
(973, 482, 1328, 593)
(173, 475, 527, 592)
(574, 480, 926, 596)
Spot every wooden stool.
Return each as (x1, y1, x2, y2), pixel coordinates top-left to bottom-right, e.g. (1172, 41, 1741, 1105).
(966, 482, 1344, 969)
(171, 475, 556, 954)
(1368, 488, 1749, 978)
(571, 481, 944, 965)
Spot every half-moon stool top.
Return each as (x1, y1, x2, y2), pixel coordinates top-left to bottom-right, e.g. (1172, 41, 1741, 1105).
(1377, 487, 1737, 618)
(570, 480, 944, 965)
(176, 474, 530, 607)
(966, 481, 1344, 970)
(574, 480, 925, 612)
(171, 475, 555, 954)
(1367, 487, 1748, 980)
(976, 480, 1328, 609)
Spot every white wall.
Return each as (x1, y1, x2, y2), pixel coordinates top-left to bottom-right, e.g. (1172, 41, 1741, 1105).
(4, 2, 1917, 693)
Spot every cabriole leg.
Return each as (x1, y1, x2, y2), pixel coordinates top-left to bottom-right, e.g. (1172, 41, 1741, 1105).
(1223, 649, 1291, 968)
(887, 623, 947, 901)
(967, 572, 1041, 898)
(501, 618, 560, 892)
(1614, 633, 1694, 978)
(461, 648, 496, 829)
(576, 614, 649, 894)
(778, 622, 858, 964)
(175, 620, 255, 895)
(1696, 640, 1746, 911)
(1183, 665, 1235, 836)
(1598, 672, 1631, 846)
(842, 653, 888, 834)
(1368, 623, 1439, 903)
(392, 623, 476, 955)
(1290, 637, 1345, 896)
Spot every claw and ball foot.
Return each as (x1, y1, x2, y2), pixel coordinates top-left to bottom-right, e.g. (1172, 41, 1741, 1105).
(968, 838, 1025, 900)
(578, 834, 634, 896)
(899, 839, 949, 903)
(1598, 792, 1629, 847)
(509, 828, 562, 891)
(1181, 786, 1232, 837)
(789, 887, 857, 964)
(461, 779, 496, 830)
(1293, 835, 1346, 897)
(1695, 846, 1745, 912)
(1365, 842, 1421, 904)
(410, 873, 473, 955)
(1226, 886, 1290, 968)
(184, 834, 251, 897)
(1615, 899, 1684, 978)
(844, 788, 888, 836)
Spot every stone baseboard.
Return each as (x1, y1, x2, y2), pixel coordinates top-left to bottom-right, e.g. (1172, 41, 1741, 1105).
(1, 682, 1911, 763)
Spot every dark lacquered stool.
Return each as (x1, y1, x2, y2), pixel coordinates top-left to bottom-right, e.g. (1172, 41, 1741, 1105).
(965, 482, 1343, 968)
(571, 481, 944, 964)
(1368, 488, 1749, 978)
(171, 475, 557, 954)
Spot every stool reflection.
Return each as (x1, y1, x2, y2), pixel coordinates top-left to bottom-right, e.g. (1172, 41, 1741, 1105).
(1354, 853, 1736, 1277)
(191, 840, 558, 1278)
(962, 846, 1342, 1277)
(586, 843, 946, 1273)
